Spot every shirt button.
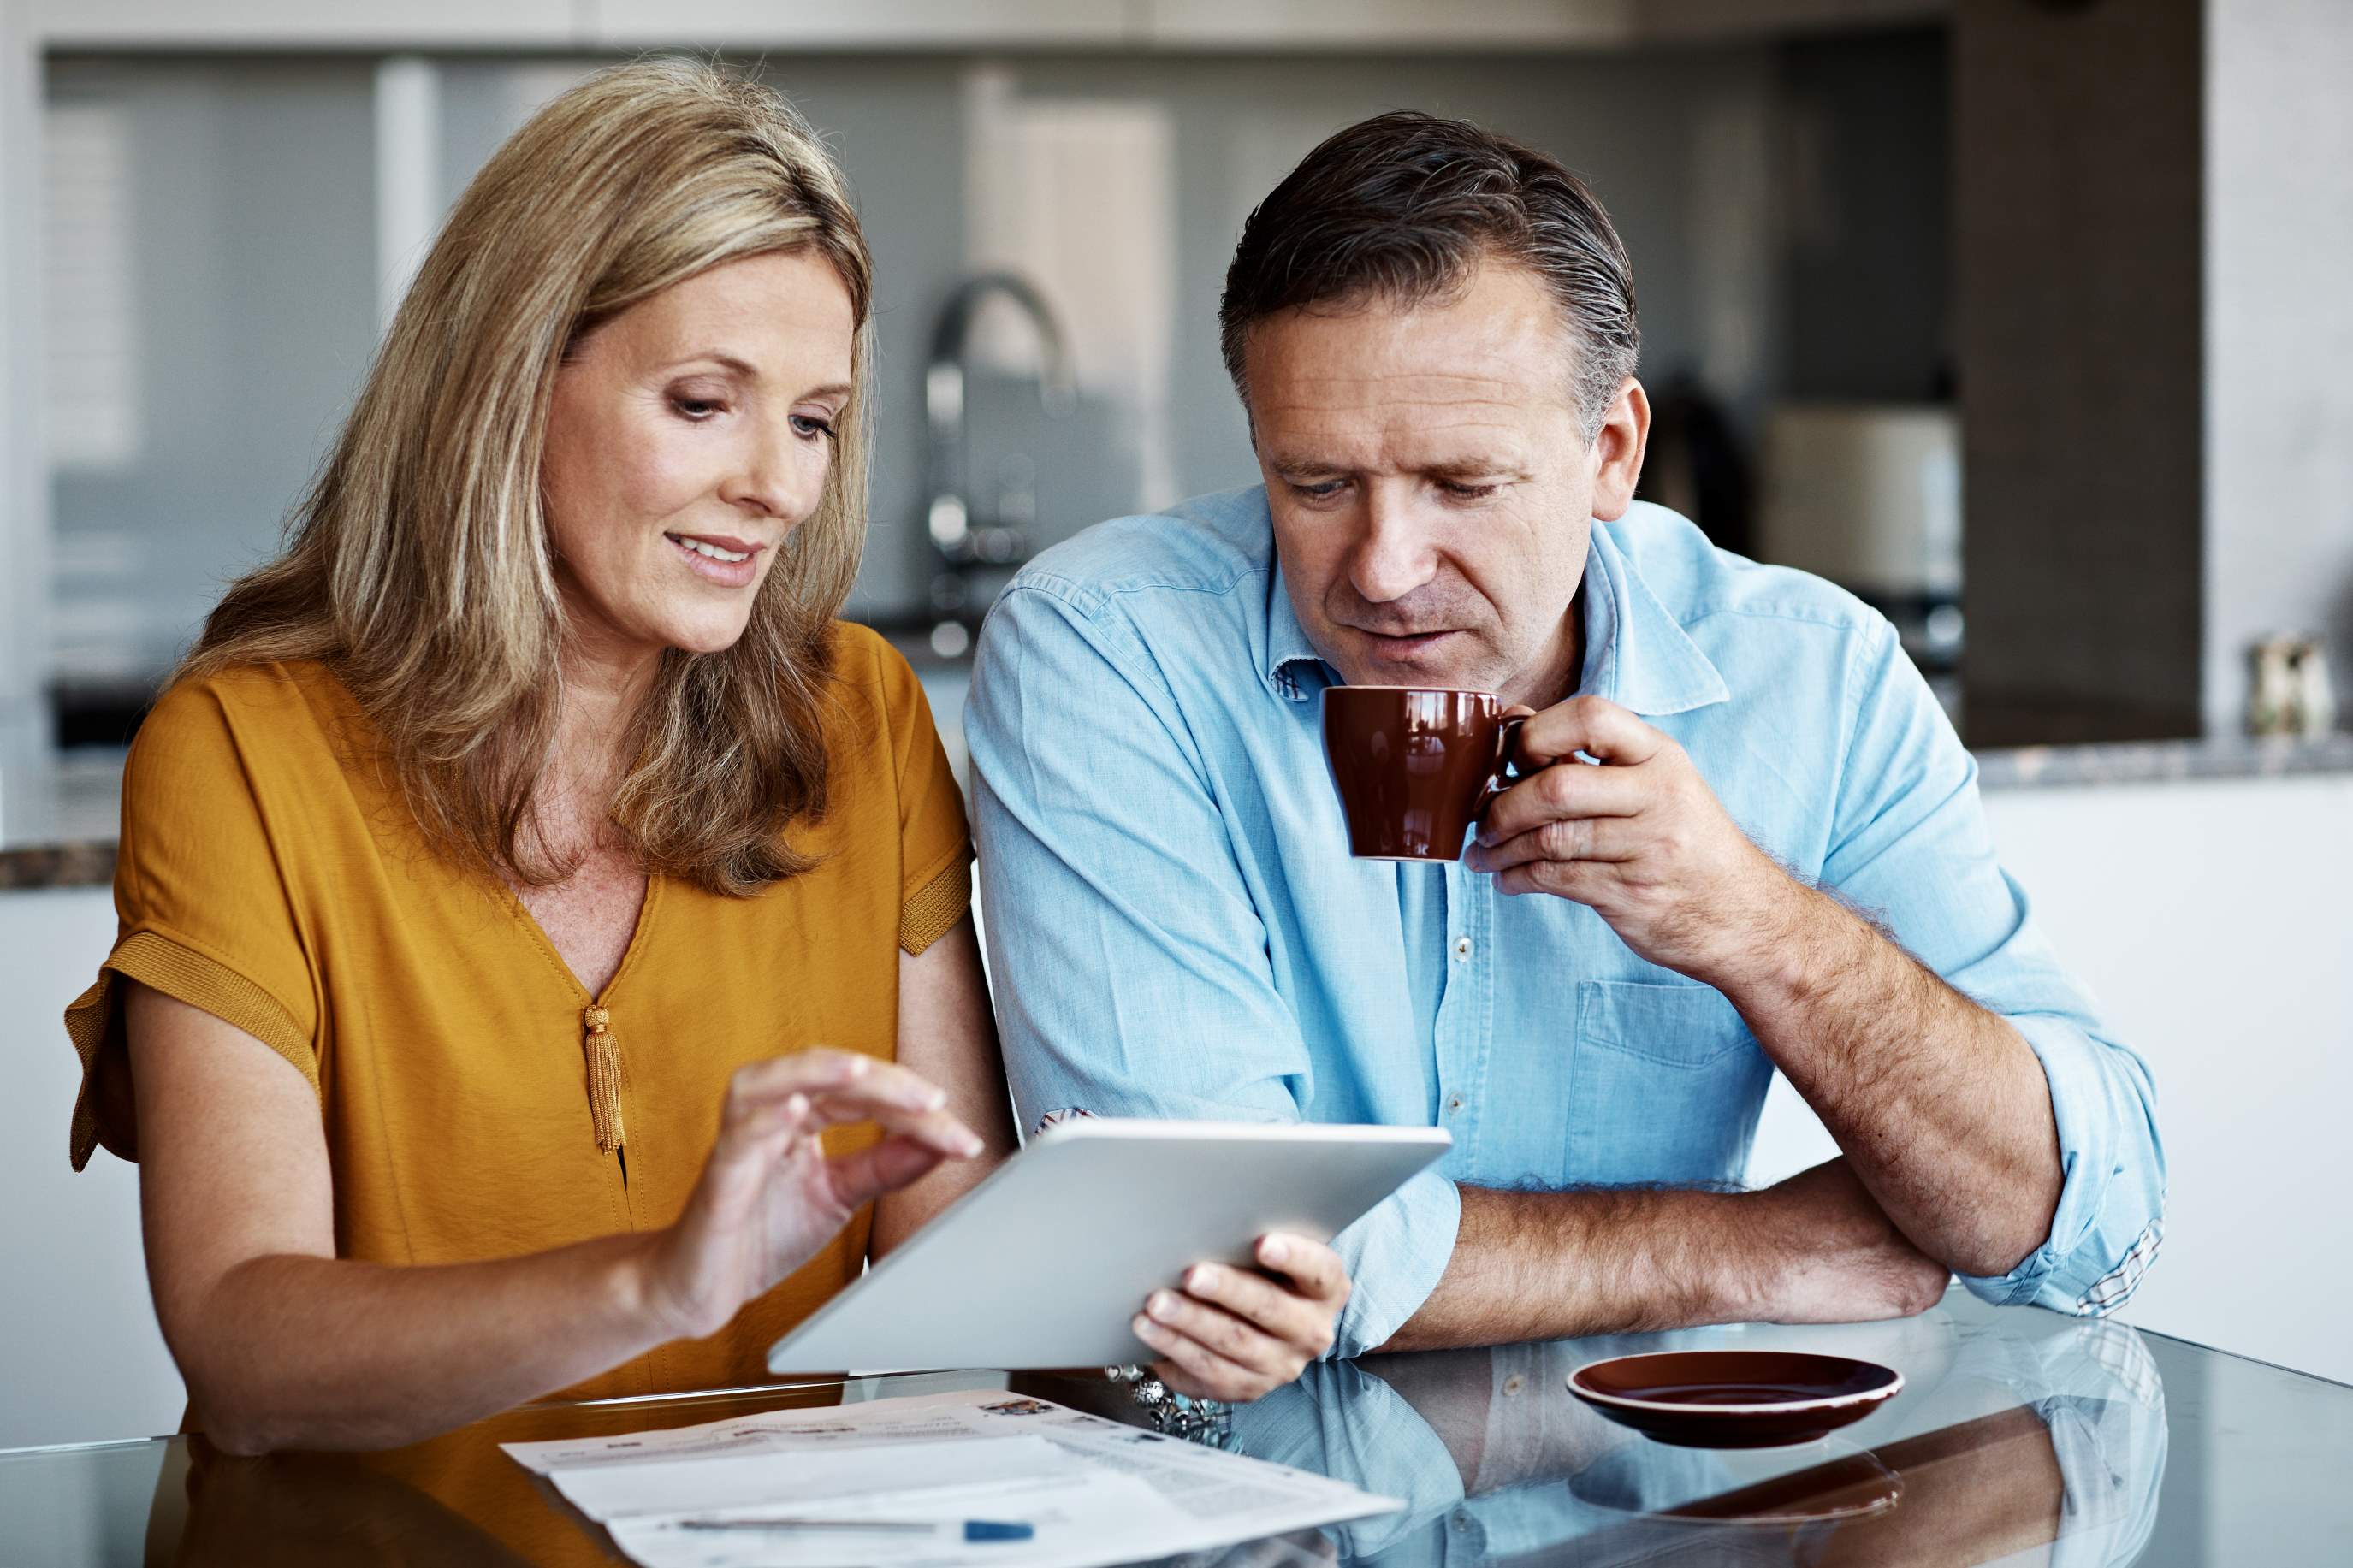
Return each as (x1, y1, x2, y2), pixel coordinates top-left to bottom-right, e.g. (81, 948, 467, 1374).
(1503, 1374, 1526, 1397)
(1454, 936, 1473, 962)
(1447, 1094, 1465, 1115)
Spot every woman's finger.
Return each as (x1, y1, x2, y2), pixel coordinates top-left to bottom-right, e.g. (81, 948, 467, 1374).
(727, 1061, 976, 1157)
(726, 1049, 865, 1108)
(728, 1050, 948, 1118)
(823, 1134, 952, 1210)
(722, 1090, 808, 1148)
(796, 1092, 984, 1160)
(701, 1093, 811, 1202)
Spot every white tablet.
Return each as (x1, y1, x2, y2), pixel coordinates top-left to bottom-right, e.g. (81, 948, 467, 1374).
(767, 1118, 1451, 1375)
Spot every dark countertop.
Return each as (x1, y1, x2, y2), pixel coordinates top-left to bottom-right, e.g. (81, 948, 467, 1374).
(1971, 729, 2353, 789)
(0, 756, 120, 891)
(8, 729, 2352, 891)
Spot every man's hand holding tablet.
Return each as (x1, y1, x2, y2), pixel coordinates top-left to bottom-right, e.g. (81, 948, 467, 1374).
(1131, 1231, 1351, 1402)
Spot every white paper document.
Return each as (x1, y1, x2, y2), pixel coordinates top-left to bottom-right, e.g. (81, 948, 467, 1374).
(502, 1389, 1399, 1568)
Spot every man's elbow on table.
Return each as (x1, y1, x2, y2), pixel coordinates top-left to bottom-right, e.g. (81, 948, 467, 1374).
(1959, 1050, 2166, 1321)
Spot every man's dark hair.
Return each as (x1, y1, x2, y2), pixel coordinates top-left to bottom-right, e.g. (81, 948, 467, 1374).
(1218, 110, 1639, 437)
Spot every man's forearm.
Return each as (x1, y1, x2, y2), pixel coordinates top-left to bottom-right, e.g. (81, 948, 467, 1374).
(1725, 883, 2064, 1278)
(1375, 1186, 1750, 1352)
(1376, 1158, 1953, 1353)
(1375, 1187, 1734, 1352)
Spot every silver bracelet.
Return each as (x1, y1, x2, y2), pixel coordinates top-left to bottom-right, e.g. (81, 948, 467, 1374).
(1105, 1364, 1233, 1446)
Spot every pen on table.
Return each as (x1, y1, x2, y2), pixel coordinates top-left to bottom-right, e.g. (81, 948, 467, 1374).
(675, 1517, 1034, 1541)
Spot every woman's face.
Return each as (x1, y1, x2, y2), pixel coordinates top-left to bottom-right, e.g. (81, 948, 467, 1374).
(541, 249, 856, 671)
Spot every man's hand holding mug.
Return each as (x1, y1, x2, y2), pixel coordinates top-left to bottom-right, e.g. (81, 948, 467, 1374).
(1320, 685, 1804, 991)
(1461, 695, 1805, 987)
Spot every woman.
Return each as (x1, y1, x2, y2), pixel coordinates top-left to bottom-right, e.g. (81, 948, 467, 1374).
(62, 58, 1348, 1455)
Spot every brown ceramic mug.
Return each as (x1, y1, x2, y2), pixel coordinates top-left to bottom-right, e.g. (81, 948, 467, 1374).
(1320, 685, 1529, 861)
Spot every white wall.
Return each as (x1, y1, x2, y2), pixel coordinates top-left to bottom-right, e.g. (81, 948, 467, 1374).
(1753, 772, 2353, 1385)
(2204, 0, 2353, 731)
(0, 1, 50, 770)
(0, 884, 184, 1449)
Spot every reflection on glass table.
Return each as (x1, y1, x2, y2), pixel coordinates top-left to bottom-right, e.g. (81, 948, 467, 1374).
(1224, 1287, 2343, 1566)
(4, 1289, 2350, 1565)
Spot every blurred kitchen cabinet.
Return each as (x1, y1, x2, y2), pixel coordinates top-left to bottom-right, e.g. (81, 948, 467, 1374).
(581, 0, 1142, 50)
(1139, 0, 1947, 50)
(1141, 0, 1633, 50)
(20, 0, 1953, 52)
(30, 0, 577, 48)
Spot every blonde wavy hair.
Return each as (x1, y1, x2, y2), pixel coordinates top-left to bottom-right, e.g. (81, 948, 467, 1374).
(181, 57, 874, 896)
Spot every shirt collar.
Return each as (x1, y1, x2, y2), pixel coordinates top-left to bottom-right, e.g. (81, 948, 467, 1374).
(1265, 559, 1330, 702)
(1260, 518, 1731, 716)
(1576, 520, 1733, 718)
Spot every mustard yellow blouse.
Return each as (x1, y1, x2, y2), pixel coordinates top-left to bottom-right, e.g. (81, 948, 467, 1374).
(65, 625, 971, 1401)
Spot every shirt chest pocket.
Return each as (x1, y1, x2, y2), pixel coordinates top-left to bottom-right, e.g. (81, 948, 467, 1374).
(1568, 979, 1774, 1187)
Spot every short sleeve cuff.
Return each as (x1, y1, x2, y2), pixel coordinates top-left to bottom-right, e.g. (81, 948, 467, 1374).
(1329, 1169, 1461, 1359)
(65, 927, 318, 1170)
(898, 852, 973, 956)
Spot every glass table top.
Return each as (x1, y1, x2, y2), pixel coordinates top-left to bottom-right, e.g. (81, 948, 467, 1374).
(5, 1289, 2349, 1565)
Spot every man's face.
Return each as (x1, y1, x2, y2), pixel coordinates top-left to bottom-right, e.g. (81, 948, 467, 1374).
(1243, 260, 1644, 709)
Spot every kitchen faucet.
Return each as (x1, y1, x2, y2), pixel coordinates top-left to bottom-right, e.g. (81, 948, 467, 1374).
(921, 271, 1074, 654)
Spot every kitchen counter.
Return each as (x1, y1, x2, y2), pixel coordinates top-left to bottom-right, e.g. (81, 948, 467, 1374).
(9, 729, 2353, 891)
(0, 756, 120, 891)
(1972, 728, 2353, 789)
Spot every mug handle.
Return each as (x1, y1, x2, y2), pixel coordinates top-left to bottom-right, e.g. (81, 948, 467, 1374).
(1473, 715, 1532, 818)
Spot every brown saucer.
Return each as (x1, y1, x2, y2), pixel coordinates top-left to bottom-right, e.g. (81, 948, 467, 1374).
(1568, 1350, 1904, 1448)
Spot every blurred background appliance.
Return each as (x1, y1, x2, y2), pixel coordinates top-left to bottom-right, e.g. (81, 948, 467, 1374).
(1757, 402, 1964, 689)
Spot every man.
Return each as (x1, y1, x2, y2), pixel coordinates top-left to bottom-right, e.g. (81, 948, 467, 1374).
(967, 112, 2163, 1371)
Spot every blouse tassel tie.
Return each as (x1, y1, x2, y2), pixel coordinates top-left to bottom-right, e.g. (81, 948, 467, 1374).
(582, 1005, 626, 1154)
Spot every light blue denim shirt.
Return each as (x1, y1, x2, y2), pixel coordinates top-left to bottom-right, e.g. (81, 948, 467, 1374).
(967, 487, 2165, 1358)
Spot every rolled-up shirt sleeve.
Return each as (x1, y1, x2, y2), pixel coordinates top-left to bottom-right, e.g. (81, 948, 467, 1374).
(1823, 618, 2166, 1316)
(968, 578, 1458, 1357)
